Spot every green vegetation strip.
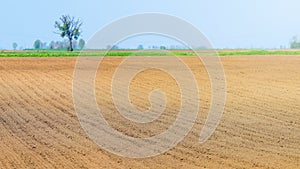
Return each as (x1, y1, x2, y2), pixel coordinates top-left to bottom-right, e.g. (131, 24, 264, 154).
(0, 51, 196, 57)
(1, 50, 300, 57)
(218, 50, 300, 56)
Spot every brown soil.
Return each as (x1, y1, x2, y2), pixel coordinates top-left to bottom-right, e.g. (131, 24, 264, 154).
(0, 56, 299, 169)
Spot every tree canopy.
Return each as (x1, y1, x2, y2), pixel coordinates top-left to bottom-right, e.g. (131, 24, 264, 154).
(33, 39, 42, 49)
(54, 15, 82, 51)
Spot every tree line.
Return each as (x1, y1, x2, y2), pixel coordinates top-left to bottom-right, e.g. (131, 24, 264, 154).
(33, 39, 85, 50)
(13, 14, 300, 50)
(11, 15, 84, 51)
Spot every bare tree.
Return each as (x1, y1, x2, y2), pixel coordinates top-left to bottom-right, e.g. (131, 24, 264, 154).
(54, 15, 82, 51)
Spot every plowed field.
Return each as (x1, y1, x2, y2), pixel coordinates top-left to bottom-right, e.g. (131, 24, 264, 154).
(0, 56, 299, 169)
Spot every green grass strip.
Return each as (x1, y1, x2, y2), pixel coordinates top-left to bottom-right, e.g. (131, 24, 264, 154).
(1, 50, 300, 57)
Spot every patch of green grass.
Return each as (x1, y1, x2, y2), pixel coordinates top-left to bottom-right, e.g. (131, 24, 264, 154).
(1, 50, 300, 57)
(218, 50, 300, 56)
(0, 50, 196, 57)
(0, 51, 80, 57)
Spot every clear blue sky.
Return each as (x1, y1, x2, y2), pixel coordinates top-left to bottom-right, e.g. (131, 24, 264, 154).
(1, 0, 300, 49)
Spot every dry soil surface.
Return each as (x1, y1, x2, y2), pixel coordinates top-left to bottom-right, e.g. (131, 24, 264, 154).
(0, 56, 299, 169)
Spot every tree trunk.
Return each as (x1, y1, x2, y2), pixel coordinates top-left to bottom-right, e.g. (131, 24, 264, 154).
(69, 38, 73, 51)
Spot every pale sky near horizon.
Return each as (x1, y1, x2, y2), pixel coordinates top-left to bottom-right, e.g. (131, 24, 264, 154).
(1, 0, 300, 49)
